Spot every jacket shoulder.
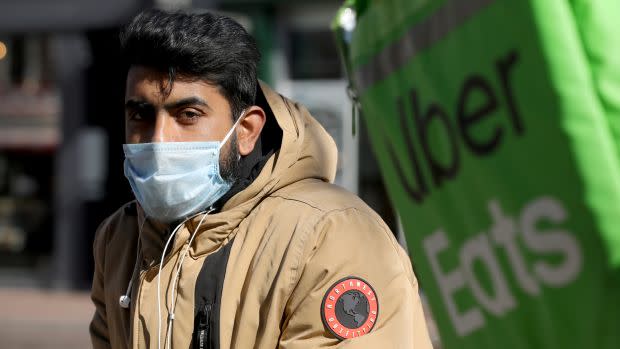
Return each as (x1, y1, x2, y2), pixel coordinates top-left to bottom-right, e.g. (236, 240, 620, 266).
(267, 179, 396, 254)
(93, 201, 138, 250)
(268, 179, 405, 272)
(270, 179, 378, 217)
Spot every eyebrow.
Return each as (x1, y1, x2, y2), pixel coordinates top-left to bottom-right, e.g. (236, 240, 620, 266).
(124, 97, 212, 111)
(124, 99, 151, 110)
(164, 97, 212, 110)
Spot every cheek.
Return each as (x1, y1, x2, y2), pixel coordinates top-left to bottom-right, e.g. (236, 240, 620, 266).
(184, 118, 228, 142)
(125, 123, 138, 144)
(125, 121, 154, 144)
(125, 132, 141, 144)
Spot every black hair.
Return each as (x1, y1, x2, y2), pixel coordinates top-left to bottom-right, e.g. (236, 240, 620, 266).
(120, 9, 261, 119)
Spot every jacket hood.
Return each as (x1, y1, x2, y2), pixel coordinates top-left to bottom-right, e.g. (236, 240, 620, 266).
(223, 81, 338, 209)
(136, 81, 338, 262)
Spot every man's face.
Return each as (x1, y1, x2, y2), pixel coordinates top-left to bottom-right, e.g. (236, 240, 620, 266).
(125, 65, 240, 178)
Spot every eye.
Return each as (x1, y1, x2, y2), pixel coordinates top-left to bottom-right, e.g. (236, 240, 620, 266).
(181, 111, 199, 119)
(127, 110, 144, 121)
(178, 109, 203, 122)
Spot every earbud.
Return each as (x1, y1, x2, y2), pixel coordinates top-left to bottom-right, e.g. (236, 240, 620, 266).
(119, 294, 131, 308)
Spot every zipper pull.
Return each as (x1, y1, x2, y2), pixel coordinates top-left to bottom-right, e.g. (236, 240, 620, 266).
(195, 303, 212, 349)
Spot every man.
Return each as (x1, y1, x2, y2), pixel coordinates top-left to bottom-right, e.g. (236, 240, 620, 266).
(90, 8, 433, 349)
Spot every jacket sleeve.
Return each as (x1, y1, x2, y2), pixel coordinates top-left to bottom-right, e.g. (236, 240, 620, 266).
(90, 220, 111, 349)
(279, 208, 434, 348)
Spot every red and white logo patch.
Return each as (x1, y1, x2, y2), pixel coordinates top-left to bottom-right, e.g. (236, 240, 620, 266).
(321, 277, 379, 340)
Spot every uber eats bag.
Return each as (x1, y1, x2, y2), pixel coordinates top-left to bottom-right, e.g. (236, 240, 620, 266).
(334, 0, 620, 348)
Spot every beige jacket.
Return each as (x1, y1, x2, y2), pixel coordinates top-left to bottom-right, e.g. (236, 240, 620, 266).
(90, 82, 433, 348)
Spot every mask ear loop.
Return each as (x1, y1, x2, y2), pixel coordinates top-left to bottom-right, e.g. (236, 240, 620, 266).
(164, 207, 213, 349)
(218, 110, 247, 152)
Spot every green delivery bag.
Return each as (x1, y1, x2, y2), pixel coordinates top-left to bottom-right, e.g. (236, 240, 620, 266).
(334, 0, 620, 348)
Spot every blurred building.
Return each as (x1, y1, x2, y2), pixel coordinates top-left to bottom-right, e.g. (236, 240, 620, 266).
(0, 0, 396, 290)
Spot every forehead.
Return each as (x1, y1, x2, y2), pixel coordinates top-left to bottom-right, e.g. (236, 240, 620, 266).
(125, 65, 226, 106)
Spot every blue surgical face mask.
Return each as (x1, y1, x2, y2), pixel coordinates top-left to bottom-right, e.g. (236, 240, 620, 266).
(123, 113, 244, 222)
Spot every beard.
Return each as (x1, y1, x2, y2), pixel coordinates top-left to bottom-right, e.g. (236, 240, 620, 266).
(219, 133, 242, 184)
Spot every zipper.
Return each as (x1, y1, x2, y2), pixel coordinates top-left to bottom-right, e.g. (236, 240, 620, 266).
(194, 303, 212, 349)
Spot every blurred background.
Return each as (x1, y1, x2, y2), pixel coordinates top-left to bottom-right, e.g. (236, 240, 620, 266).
(0, 0, 427, 348)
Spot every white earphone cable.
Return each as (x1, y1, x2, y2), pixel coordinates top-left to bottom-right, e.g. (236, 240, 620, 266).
(157, 221, 184, 349)
(119, 218, 146, 309)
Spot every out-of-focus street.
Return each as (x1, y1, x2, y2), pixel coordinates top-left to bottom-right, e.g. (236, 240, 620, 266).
(0, 288, 92, 349)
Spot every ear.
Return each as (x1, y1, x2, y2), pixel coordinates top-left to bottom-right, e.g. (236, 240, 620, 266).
(236, 105, 266, 156)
